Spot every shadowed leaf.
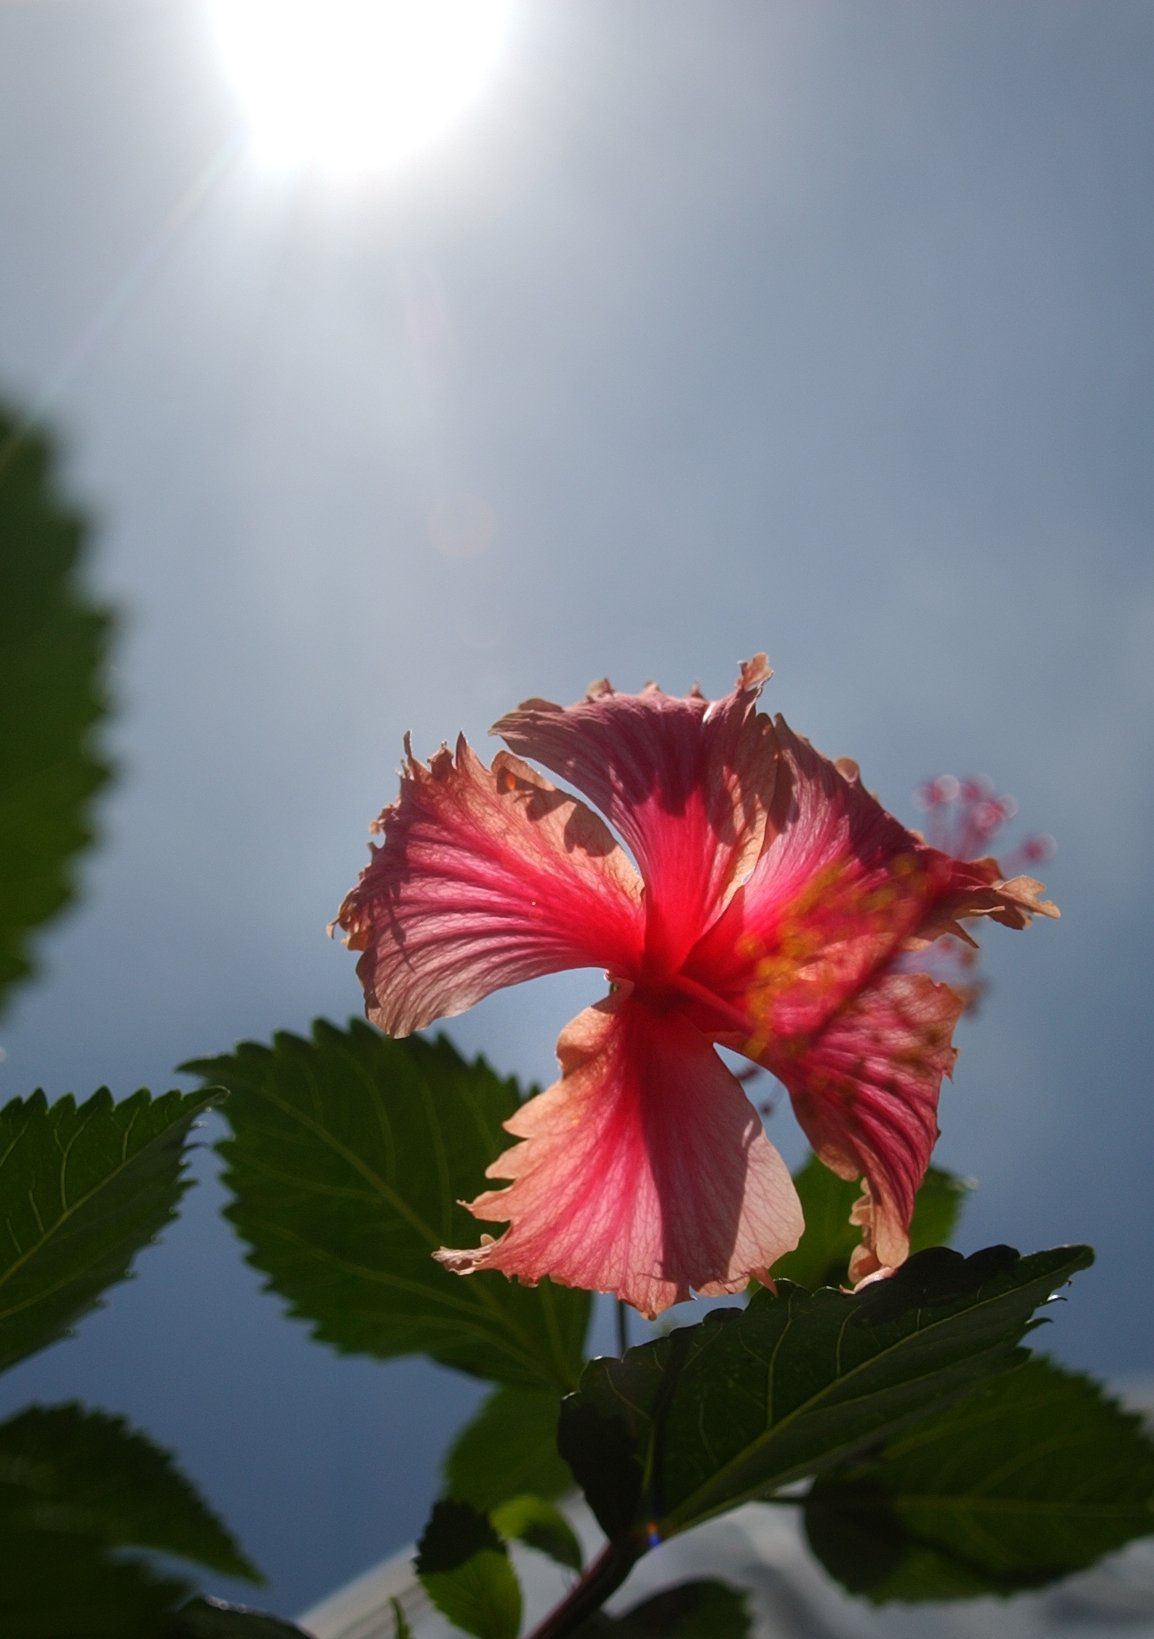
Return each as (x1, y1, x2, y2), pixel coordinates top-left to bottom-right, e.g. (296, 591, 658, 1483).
(170, 1599, 311, 1637)
(0, 408, 113, 1015)
(560, 1245, 1092, 1542)
(0, 1402, 259, 1581)
(444, 1383, 570, 1511)
(0, 1404, 262, 1638)
(0, 1527, 188, 1639)
(0, 1087, 218, 1373)
(581, 1578, 751, 1635)
(805, 1355, 1154, 1601)
(416, 1498, 522, 1639)
(193, 1020, 589, 1389)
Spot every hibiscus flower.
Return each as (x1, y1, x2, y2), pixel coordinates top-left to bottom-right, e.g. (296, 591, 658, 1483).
(336, 658, 1055, 1317)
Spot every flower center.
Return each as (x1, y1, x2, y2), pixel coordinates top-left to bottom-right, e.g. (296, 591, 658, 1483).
(619, 960, 754, 1041)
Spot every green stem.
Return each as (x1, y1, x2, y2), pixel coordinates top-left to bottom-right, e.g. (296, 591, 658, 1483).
(615, 1298, 630, 1356)
(523, 1538, 643, 1639)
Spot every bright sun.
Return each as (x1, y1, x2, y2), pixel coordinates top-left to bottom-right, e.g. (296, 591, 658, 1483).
(211, 0, 513, 175)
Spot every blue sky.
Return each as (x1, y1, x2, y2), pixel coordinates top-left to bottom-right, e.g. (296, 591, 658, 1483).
(1, 1, 1151, 1618)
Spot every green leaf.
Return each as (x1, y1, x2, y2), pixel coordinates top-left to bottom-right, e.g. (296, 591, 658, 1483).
(194, 1020, 590, 1389)
(804, 1355, 1154, 1602)
(0, 1526, 189, 1639)
(559, 1244, 1092, 1543)
(0, 1402, 259, 1581)
(389, 1597, 415, 1639)
(445, 1385, 570, 1512)
(586, 1579, 751, 1635)
(171, 1598, 311, 1637)
(492, 1493, 583, 1572)
(416, 1499, 522, 1639)
(0, 408, 113, 1015)
(773, 1160, 971, 1290)
(905, 1167, 973, 1254)
(0, 1087, 219, 1373)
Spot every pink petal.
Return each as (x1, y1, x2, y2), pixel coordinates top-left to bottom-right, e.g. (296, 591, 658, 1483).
(434, 993, 804, 1318)
(335, 737, 643, 1036)
(493, 657, 778, 973)
(686, 718, 950, 1035)
(770, 970, 966, 1281)
(687, 718, 1054, 1047)
(677, 720, 1054, 1278)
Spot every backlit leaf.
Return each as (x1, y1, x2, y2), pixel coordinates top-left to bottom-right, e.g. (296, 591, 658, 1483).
(491, 1493, 583, 1572)
(416, 1499, 522, 1639)
(195, 1021, 590, 1389)
(444, 1384, 570, 1512)
(0, 1087, 218, 1373)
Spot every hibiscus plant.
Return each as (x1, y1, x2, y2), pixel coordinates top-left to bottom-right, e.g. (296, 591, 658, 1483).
(2, 403, 1153, 1639)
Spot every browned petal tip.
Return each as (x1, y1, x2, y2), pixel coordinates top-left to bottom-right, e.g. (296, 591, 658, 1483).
(368, 797, 397, 836)
(1002, 874, 1060, 919)
(738, 653, 773, 690)
(330, 901, 357, 947)
(490, 695, 562, 734)
(431, 1246, 479, 1275)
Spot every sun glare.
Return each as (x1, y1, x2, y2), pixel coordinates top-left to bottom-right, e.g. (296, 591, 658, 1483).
(211, 0, 513, 175)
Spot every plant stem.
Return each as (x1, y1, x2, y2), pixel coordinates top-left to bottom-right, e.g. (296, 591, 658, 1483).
(615, 1298, 630, 1356)
(523, 1539, 643, 1639)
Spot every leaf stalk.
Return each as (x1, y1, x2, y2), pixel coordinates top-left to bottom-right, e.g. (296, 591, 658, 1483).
(522, 1538, 643, 1639)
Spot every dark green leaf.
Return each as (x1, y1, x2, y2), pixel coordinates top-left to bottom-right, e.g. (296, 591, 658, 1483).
(0, 1402, 259, 1581)
(0, 1399, 260, 1636)
(171, 1598, 311, 1637)
(773, 1160, 971, 1290)
(558, 1394, 645, 1545)
(805, 1355, 1154, 1602)
(0, 1526, 188, 1639)
(586, 1579, 751, 1636)
(194, 1021, 589, 1388)
(0, 408, 113, 1014)
(560, 1244, 1092, 1542)
(444, 1384, 570, 1511)
(492, 1493, 583, 1571)
(416, 1499, 522, 1639)
(0, 1087, 218, 1373)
